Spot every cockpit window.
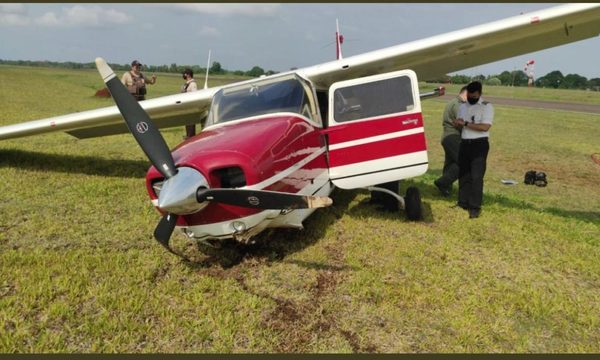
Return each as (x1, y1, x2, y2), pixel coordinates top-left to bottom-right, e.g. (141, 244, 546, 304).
(207, 75, 315, 125)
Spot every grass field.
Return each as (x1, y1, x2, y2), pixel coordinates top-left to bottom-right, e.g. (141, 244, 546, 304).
(0, 65, 599, 353)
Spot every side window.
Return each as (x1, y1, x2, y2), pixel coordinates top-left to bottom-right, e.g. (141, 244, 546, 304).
(333, 76, 414, 123)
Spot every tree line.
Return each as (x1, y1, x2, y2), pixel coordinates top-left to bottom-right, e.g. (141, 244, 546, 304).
(445, 70, 600, 91)
(2, 59, 598, 90)
(0, 59, 278, 78)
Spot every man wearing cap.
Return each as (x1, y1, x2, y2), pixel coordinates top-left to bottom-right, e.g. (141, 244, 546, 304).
(121, 60, 157, 101)
(453, 81, 494, 219)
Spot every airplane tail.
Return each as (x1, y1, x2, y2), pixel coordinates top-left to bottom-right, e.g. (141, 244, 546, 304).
(204, 49, 211, 89)
(336, 19, 344, 60)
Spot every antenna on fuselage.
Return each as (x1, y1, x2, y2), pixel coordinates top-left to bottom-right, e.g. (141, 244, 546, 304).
(204, 49, 211, 90)
(336, 19, 344, 60)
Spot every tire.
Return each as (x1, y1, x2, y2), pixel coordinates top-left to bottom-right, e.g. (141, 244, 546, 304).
(404, 186, 422, 221)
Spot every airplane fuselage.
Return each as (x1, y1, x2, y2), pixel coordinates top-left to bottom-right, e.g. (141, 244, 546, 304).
(146, 112, 332, 243)
(144, 68, 432, 244)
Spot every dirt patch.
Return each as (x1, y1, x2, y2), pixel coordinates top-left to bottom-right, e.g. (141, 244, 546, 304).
(0, 282, 15, 298)
(273, 298, 302, 323)
(4, 320, 16, 333)
(94, 88, 111, 98)
(315, 272, 337, 298)
(177, 204, 377, 353)
(147, 264, 170, 284)
(340, 330, 378, 353)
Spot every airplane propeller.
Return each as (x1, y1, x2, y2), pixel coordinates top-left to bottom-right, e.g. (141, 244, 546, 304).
(95, 58, 332, 256)
(153, 213, 178, 250)
(95, 58, 181, 252)
(196, 188, 332, 210)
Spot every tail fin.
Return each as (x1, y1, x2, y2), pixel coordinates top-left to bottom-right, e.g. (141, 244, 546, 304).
(204, 49, 211, 90)
(336, 19, 344, 60)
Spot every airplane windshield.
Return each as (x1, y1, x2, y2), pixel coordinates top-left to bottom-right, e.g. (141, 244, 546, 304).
(207, 75, 313, 125)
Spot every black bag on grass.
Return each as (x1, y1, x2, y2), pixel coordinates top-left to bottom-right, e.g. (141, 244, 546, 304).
(524, 170, 537, 185)
(534, 172, 548, 187)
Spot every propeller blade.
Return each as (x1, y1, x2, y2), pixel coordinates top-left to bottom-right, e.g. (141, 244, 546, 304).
(153, 213, 179, 249)
(95, 57, 177, 179)
(197, 188, 332, 210)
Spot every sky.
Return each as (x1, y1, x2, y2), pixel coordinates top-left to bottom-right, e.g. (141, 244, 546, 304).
(0, 3, 599, 79)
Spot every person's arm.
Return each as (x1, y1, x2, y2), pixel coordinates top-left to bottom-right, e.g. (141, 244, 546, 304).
(121, 72, 129, 86)
(453, 103, 467, 128)
(464, 122, 491, 131)
(449, 101, 459, 121)
(188, 81, 198, 92)
(145, 73, 157, 85)
(451, 102, 466, 129)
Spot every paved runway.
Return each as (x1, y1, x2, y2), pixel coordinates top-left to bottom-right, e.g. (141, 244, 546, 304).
(435, 94, 600, 114)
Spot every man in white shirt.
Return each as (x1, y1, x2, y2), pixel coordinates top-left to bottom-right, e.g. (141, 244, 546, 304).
(453, 81, 494, 218)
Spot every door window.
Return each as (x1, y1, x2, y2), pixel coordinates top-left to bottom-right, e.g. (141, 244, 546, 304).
(332, 76, 414, 123)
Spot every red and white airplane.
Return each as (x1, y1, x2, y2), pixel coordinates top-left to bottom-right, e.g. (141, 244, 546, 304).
(1, 4, 599, 255)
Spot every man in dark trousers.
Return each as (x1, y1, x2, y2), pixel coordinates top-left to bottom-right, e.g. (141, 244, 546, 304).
(454, 81, 494, 218)
(434, 86, 467, 196)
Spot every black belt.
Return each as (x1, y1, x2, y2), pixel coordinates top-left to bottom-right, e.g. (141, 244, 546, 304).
(461, 137, 488, 144)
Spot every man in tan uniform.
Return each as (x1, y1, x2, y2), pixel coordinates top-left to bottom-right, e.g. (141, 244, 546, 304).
(121, 60, 156, 101)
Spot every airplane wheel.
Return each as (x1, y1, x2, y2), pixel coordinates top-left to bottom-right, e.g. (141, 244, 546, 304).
(404, 186, 422, 221)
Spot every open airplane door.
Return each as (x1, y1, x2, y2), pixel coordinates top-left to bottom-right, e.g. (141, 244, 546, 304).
(326, 70, 428, 189)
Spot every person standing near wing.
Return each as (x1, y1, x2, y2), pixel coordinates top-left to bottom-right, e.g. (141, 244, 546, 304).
(121, 60, 156, 101)
(434, 86, 467, 197)
(181, 68, 199, 139)
(454, 81, 494, 219)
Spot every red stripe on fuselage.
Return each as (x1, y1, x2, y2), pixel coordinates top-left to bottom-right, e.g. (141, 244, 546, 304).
(327, 113, 423, 144)
(328, 132, 427, 168)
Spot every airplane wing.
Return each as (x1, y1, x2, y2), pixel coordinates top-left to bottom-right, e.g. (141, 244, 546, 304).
(0, 86, 218, 140)
(300, 3, 600, 88)
(1, 3, 598, 141)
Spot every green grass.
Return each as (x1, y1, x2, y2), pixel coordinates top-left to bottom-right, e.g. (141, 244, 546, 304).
(0, 66, 599, 352)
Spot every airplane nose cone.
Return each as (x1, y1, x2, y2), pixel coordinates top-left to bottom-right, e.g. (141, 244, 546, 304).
(157, 167, 210, 215)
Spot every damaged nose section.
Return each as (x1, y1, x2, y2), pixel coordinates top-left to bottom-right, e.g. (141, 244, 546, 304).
(157, 167, 210, 215)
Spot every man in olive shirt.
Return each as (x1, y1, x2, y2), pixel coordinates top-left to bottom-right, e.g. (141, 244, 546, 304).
(434, 86, 467, 196)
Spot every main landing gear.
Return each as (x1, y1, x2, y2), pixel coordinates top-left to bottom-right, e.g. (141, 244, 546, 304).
(367, 181, 423, 221)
